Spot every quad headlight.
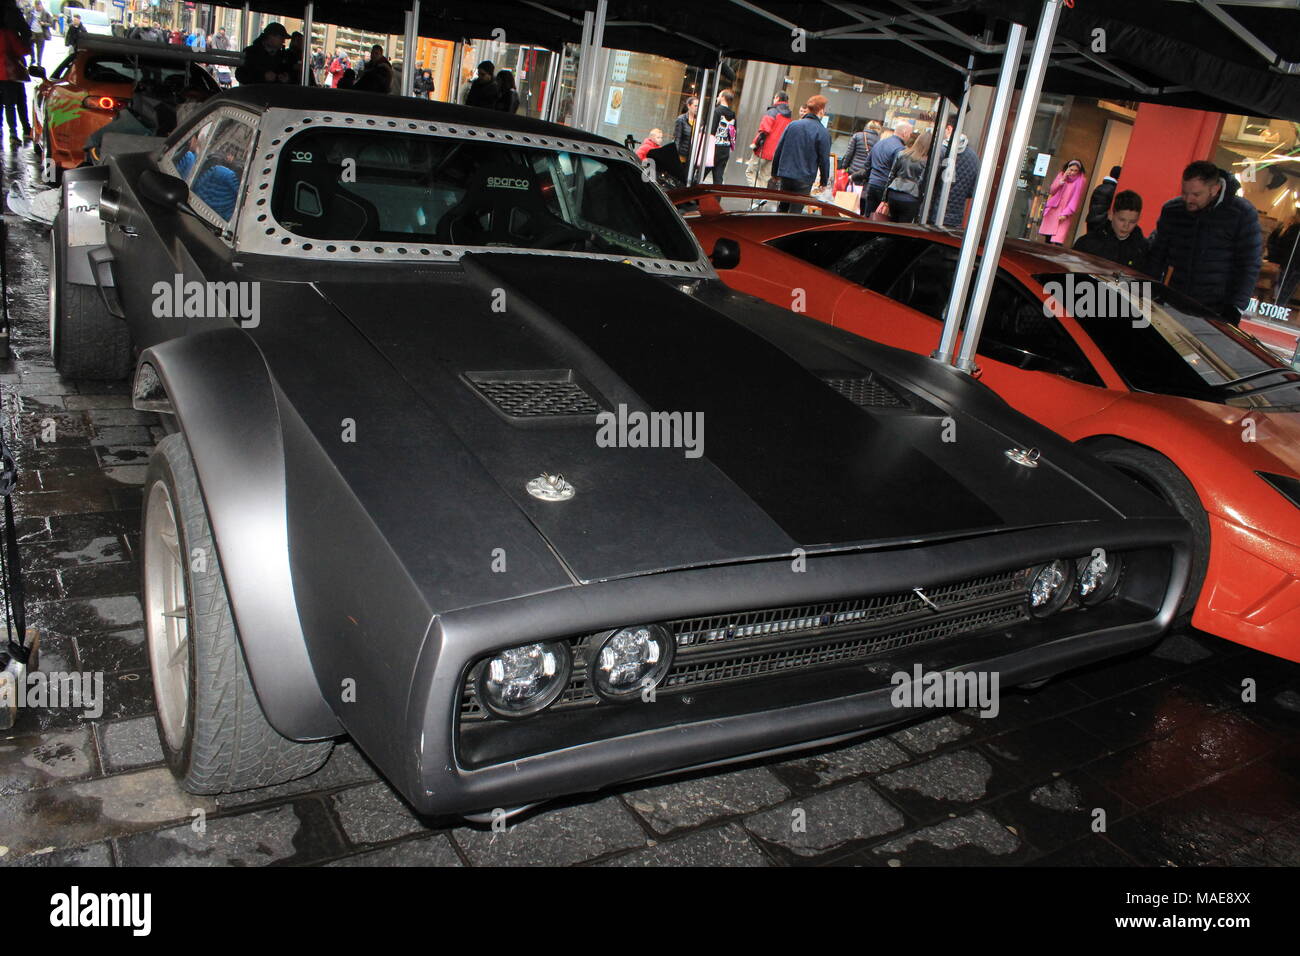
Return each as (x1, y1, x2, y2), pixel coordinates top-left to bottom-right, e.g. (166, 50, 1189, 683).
(1028, 559, 1074, 617)
(589, 624, 674, 701)
(476, 641, 571, 718)
(1076, 550, 1123, 606)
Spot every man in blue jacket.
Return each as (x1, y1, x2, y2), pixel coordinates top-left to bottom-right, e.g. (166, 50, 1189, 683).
(771, 95, 830, 212)
(862, 119, 912, 216)
(1147, 161, 1262, 324)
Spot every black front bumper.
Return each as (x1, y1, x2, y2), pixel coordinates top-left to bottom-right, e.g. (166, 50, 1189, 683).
(401, 516, 1189, 816)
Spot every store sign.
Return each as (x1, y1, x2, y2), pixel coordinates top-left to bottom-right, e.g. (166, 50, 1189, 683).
(1246, 297, 1294, 323)
(869, 89, 921, 109)
(1033, 153, 1052, 177)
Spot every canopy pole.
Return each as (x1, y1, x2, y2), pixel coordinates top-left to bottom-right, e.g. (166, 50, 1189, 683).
(300, 1, 314, 87)
(402, 0, 421, 96)
(932, 21, 1026, 367)
(239, 2, 250, 49)
(449, 40, 464, 103)
(687, 68, 713, 185)
(936, 54, 975, 227)
(572, 11, 594, 128)
(540, 48, 561, 121)
(582, 0, 609, 130)
(918, 95, 947, 224)
(695, 53, 724, 185)
(955, 0, 1065, 374)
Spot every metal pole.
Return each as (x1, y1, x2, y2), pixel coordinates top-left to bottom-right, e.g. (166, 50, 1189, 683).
(956, 0, 1064, 373)
(449, 40, 463, 103)
(300, 1, 314, 87)
(539, 48, 560, 121)
(402, 0, 420, 96)
(936, 56, 975, 227)
(573, 11, 594, 128)
(918, 95, 947, 224)
(932, 22, 1026, 366)
(686, 68, 712, 185)
(239, 2, 250, 48)
(582, 0, 608, 131)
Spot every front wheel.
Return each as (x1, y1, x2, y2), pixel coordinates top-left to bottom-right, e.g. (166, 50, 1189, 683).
(1092, 442, 1209, 626)
(143, 433, 333, 793)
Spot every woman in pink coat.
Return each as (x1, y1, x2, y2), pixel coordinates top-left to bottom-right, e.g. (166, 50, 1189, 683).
(1038, 159, 1087, 244)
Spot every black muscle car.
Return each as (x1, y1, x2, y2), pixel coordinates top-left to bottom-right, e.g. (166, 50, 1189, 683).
(48, 86, 1191, 817)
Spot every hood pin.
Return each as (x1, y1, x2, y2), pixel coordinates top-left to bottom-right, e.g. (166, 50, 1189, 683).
(1004, 447, 1041, 468)
(527, 473, 575, 501)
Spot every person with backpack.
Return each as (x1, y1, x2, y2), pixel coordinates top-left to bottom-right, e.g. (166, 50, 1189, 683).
(747, 91, 791, 189)
(705, 88, 737, 184)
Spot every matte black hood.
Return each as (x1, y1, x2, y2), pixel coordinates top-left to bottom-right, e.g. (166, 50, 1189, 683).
(243, 252, 1134, 586)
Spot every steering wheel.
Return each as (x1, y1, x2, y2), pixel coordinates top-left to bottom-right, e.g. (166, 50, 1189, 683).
(531, 221, 593, 251)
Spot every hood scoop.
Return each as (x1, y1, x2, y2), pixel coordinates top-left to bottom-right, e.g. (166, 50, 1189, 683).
(464, 369, 604, 421)
(822, 374, 907, 409)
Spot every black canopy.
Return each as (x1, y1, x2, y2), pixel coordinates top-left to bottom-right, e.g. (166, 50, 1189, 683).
(219, 0, 1300, 120)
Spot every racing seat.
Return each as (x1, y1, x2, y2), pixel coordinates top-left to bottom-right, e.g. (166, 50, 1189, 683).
(279, 155, 380, 241)
(435, 159, 575, 247)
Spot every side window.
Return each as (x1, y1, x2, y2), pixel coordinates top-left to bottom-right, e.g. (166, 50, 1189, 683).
(883, 244, 1103, 385)
(168, 118, 218, 184)
(884, 242, 958, 318)
(188, 118, 254, 225)
(980, 278, 1104, 385)
(768, 231, 923, 288)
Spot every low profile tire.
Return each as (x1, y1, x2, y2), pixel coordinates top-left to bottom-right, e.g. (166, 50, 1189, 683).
(1092, 442, 1209, 626)
(49, 210, 131, 379)
(144, 433, 332, 793)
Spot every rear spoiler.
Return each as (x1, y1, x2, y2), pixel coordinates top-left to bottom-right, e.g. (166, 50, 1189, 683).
(667, 184, 864, 219)
(74, 35, 244, 68)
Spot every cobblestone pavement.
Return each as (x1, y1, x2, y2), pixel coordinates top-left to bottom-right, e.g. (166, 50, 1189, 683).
(0, 141, 1298, 867)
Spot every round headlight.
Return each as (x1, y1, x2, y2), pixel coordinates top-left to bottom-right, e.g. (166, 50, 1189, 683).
(1028, 559, 1073, 617)
(1077, 551, 1122, 606)
(589, 624, 674, 701)
(476, 641, 571, 718)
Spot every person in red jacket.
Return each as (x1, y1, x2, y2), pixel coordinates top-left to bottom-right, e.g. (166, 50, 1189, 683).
(746, 91, 791, 188)
(635, 128, 664, 162)
(0, 0, 32, 143)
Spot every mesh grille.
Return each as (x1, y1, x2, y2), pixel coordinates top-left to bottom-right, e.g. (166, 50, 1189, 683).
(824, 375, 907, 409)
(466, 372, 602, 418)
(460, 569, 1029, 720)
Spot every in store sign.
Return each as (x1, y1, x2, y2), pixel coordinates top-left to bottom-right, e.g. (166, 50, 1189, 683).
(1246, 297, 1295, 324)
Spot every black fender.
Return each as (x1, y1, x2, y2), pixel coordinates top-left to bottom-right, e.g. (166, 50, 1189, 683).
(134, 329, 342, 740)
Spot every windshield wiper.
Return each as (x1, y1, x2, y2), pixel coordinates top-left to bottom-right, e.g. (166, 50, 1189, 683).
(1225, 376, 1300, 399)
(1216, 366, 1300, 389)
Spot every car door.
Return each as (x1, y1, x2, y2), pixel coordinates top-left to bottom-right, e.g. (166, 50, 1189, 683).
(108, 108, 259, 349)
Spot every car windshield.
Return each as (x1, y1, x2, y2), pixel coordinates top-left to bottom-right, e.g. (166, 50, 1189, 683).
(270, 128, 700, 260)
(1041, 273, 1300, 410)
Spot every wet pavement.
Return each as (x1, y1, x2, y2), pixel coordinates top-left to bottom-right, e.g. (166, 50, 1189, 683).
(0, 135, 1298, 868)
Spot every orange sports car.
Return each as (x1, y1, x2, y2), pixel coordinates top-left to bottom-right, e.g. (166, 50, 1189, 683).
(32, 35, 225, 185)
(677, 185, 1300, 662)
